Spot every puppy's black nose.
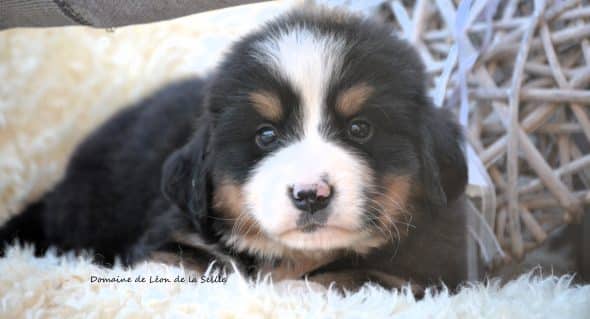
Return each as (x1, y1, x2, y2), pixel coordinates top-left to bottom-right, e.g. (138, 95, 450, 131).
(289, 181, 332, 213)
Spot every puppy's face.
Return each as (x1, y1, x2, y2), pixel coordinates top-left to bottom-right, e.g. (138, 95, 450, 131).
(165, 10, 467, 258)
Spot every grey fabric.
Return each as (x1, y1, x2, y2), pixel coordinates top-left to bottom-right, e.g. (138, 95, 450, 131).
(0, 0, 265, 29)
(1, 0, 77, 28)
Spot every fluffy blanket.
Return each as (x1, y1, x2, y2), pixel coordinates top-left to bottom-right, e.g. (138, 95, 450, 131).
(1, 246, 589, 318)
(1, 1, 589, 318)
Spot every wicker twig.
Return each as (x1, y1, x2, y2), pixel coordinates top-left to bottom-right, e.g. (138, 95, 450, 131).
(505, 0, 545, 258)
(385, 0, 590, 263)
(519, 155, 590, 194)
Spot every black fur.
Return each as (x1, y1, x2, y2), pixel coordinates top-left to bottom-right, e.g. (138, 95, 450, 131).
(1, 78, 207, 264)
(161, 122, 214, 241)
(0, 200, 47, 256)
(0, 8, 470, 290)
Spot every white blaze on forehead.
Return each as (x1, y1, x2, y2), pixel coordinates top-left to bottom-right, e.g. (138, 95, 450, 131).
(254, 27, 346, 136)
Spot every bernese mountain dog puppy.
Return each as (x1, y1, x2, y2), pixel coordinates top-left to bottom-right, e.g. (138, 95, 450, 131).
(0, 6, 469, 292)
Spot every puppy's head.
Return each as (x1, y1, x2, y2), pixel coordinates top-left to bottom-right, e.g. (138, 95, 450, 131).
(162, 8, 467, 258)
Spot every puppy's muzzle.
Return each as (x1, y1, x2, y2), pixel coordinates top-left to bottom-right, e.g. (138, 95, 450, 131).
(288, 180, 332, 214)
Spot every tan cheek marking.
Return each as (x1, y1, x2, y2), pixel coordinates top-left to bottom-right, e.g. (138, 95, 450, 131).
(249, 90, 283, 121)
(374, 175, 413, 238)
(335, 83, 374, 117)
(212, 178, 260, 237)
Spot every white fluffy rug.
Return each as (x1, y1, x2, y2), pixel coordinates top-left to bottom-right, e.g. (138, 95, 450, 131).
(1, 1, 589, 318)
(1, 246, 589, 319)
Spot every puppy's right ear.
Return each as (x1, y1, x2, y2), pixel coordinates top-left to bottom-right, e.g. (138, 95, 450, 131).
(161, 124, 211, 234)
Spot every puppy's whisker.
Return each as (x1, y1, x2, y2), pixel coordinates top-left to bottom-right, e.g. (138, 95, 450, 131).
(363, 200, 397, 242)
(231, 211, 250, 238)
(369, 198, 414, 228)
(366, 194, 403, 216)
(366, 189, 413, 220)
(207, 216, 238, 221)
(242, 215, 259, 238)
(364, 205, 393, 241)
(365, 196, 413, 244)
(368, 189, 405, 212)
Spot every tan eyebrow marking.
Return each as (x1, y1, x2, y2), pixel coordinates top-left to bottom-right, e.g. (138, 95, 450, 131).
(249, 90, 283, 121)
(335, 83, 374, 117)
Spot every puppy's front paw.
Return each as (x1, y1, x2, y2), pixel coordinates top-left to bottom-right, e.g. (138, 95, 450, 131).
(306, 269, 424, 296)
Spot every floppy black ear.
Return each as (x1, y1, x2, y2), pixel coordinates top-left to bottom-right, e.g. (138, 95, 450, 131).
(420, 107, 468, 208)
(161, 124, 212, 234)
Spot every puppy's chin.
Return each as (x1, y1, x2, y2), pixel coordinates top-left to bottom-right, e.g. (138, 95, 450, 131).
(275, 226, 370, 251)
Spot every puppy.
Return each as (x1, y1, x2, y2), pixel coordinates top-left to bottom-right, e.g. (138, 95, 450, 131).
(0, 7, 469, 291)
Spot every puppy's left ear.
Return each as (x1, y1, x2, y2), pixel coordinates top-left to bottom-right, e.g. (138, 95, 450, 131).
(161, 124, 212, 235)
(420, 106, 468, 208)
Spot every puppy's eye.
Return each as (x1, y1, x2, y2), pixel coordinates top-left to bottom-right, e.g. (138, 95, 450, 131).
(348, 119, 373, 143)
(255, 125, 279, 150)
